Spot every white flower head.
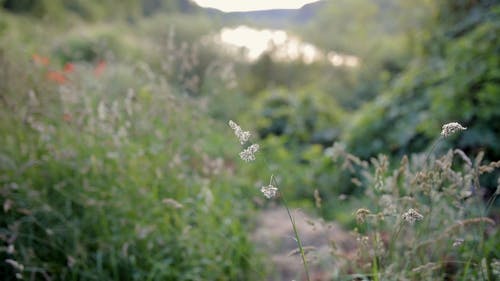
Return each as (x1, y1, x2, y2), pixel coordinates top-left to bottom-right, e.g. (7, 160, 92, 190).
(229, 120, 251, 144)
(261, 184, 278, 199)
(239, 144, 259, 162)
(402, 208, 424, 224)
(441, 122, 466, 137)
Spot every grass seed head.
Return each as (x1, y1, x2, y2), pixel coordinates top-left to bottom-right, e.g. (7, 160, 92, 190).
(441, 122, 466, 137)
(229, 120, 251, 144)
(239, 144, 259, 162)
(402, 208, 424, 224)
(261, 184, 278, 199)
(355, 208, 371, 224)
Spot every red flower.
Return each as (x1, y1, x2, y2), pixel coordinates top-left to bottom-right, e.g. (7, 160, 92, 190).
(63, 62, 75, 73)
(94, 60, 106, 77)
(47, 71, 67, 84)
(63, 113, 73, 123)
(32, 54, 49, 66)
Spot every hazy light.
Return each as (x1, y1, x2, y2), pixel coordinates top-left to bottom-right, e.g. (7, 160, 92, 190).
(214, 26, 360, 67)
(219, 26, 288, 60)
(192, 0, 321, 12)
(328, 52, 360, 67)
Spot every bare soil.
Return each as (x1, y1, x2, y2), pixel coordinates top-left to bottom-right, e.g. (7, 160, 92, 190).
(252, 207, 357, 281)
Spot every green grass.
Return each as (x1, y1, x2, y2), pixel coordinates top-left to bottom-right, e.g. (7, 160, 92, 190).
(0, 20, 264, 279)
(1, 7, 499, 281)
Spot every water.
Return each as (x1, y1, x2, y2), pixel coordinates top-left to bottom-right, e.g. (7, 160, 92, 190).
(211, 25, 359, 67)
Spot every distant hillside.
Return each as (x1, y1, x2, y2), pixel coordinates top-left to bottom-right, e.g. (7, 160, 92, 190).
(203, 1, 326, 27)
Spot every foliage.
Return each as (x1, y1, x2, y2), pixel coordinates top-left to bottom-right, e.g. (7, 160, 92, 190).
(0, 21, 263, 280)
(342, 1, 500, 163)
(0, 0, 198, 20)
(250, 87, 343, 146)
(0, 0, 499, 280)
(294, 0, 435, 108)
(322, 142, 500, 280)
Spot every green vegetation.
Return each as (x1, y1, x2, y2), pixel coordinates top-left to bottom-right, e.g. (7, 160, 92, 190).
(343, 2, 500, 160)
(0, 10, 261, 280)
(1, 0, 499, 280)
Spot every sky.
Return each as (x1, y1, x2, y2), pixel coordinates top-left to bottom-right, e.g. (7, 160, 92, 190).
(191, 0, 321, 12)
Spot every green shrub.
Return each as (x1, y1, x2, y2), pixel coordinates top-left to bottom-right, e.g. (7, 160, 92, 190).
(342, 2, 500, 164)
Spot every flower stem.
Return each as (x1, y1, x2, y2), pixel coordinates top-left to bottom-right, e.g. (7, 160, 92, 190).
(424, 136, 443, 167)
(281, 196, 311, 281)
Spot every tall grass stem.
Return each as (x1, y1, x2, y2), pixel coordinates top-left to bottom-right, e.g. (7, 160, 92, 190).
(280, 194, 311, 281)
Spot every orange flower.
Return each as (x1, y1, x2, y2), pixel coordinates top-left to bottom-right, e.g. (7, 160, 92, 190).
(94, 60, 106, 77)
(63, 113, 73, 123)
(47, 71, 67, 84)
(63, 62, 75, 73)
(32, 54, 49, 66)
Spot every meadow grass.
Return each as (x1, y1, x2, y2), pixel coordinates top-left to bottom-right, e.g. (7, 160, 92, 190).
(321, 138, 500, 280)
(0, 22, 265, 279)
(228, 119, 499, 280)
(1, 10, 499, 281)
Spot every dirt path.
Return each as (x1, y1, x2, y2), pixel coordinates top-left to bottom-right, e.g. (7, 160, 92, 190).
(252, 207, 356, 281)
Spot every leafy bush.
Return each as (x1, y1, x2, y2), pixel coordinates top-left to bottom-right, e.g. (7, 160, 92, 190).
(250, 88, 344, 147)
(342, 2, 500, 164)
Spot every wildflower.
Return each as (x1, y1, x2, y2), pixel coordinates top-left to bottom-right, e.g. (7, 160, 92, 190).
(63, 113, 73, 123)
(94, 60, 107, 77)
(46, 71, 67, 84)
(441, 122, 466, 137)
(63, 62, 75, 73)
(239, 144, 259, 162)
(402, 208, 423, 224)
(355, 208, 371, 224)
(32, 54, 49, 66)
(228, 120, 251, 144)
(261, 184, 278, 199)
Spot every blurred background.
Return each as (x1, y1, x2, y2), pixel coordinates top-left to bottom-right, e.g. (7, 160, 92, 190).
(0, 0, 499, 280)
